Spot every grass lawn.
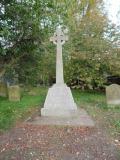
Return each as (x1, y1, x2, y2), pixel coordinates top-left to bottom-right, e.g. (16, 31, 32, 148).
(0, 87, 47, 131)
(0, 87, 120, 142)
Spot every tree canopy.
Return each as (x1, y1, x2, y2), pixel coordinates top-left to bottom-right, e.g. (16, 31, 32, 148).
(0, 0, 120, 89)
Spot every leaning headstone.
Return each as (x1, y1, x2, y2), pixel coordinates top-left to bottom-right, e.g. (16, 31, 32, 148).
(106, 84, 120, 105)
(0, 82, 7, 97)
(8, 85, 21, 101)
(41, 27, 77, 117)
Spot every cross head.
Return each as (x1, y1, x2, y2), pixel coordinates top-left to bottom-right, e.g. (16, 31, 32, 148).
(50, 28, 68, 45)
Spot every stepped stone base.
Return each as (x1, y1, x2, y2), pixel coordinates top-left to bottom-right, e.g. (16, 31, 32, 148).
(41, 84, 77, 117)
(26, 109, 95, 127)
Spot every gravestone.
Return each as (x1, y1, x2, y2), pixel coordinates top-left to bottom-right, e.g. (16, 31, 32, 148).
(41, 27, 77, 117)
(106, 84, 120, 105)
(0, 69, 7, 97)
(0, 82, 7, 97)
(8, 85, 21, 101)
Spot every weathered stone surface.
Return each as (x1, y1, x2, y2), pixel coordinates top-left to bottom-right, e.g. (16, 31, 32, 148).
(41, 28, 77, 117)
(8, 85, 21, 101)
(0, 82, 7, 97)
(106, 84, 120, 105)
(28, 108, 95, 127)
(41, 84, 77, 117)
(50, 27, 68, 84)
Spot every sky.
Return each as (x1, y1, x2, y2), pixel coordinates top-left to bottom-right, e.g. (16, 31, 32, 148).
(104, 0, 120, 25)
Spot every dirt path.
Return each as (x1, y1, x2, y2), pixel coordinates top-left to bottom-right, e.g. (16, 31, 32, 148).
(0, 123, 119, 160)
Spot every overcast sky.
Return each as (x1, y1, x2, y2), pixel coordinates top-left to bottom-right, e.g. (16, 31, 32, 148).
(104, 0, 120, 24)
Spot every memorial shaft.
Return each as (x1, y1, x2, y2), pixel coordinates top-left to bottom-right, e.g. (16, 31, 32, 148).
(56, 42, 64, 84)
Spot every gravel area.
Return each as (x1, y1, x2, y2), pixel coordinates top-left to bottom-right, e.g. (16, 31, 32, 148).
(0, 124, 119, 160)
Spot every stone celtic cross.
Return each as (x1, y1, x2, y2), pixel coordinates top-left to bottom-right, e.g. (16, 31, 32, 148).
(50, 27, 68, 84)
(41, 27, 78, 118)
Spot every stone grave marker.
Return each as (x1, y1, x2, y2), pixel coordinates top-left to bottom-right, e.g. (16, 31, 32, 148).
(106, 84, 120, 105)
(8, 85, 21, 101)
(41, 27, 77, 117)
(0, 81, 7, 97)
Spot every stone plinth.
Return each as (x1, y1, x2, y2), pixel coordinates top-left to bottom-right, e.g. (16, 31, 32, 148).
(27, 109, 95, 127)
(41, 84, 77, 117)
(106, 84, 120, 105)
(8, 85, 21, 101)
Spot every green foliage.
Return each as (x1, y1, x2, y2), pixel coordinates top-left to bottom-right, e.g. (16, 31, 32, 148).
(114, 120, 120, 129)
(0, 0, 120, 88)
(97, 102, 108, 109)
(63, 0, 120, 89)
(72, 89, 105, 105)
